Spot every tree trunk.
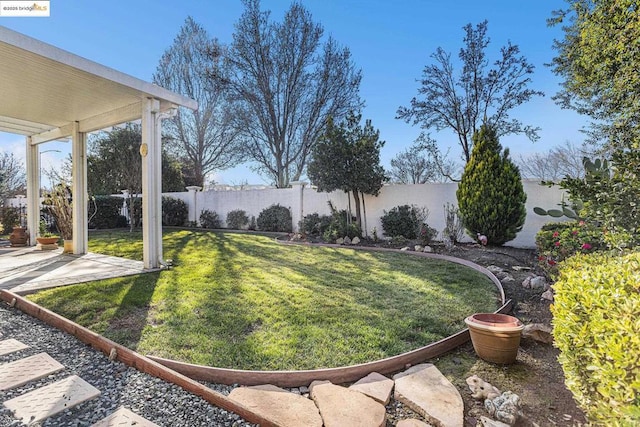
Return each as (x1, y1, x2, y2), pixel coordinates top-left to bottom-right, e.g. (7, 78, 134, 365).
(352, 190, 362, 228)
(361, 192, 368, 237)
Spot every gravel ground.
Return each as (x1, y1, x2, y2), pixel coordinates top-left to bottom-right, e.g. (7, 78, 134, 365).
(0, 304, 255, 427)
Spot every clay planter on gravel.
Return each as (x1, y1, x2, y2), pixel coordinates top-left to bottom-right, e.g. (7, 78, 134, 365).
(465, 313, 524, 364)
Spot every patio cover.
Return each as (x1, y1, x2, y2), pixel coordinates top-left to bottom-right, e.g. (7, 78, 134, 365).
(0, 26, 197, 268)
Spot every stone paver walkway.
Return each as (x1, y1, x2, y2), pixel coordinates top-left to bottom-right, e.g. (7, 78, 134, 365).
(229, 363, 467, 427)
(0, 339, 159, 425)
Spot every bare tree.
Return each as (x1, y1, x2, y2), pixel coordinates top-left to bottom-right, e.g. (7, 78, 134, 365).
(517, 140, 590, 182)
(0, 151, 26, 201)
(389, 144, 438, 184)
(214, 0, 362, 187)
(154, 17, 243, 187)
(397, 20, 544, 165)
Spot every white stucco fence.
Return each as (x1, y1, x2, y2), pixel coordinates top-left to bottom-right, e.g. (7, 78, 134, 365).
(4, 180, 566, 248)
(174, 180, 566, 248)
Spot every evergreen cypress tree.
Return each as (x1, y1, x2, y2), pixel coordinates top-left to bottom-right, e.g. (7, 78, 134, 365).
(456, 125, 526, 246)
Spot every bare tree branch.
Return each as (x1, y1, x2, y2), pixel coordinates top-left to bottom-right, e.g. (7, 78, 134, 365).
(213, 0, 362, 187)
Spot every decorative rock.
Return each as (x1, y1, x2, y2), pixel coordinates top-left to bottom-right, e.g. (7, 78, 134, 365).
(521, 276, 532, 289)
(530, 276, 549, 290)
(485, 391, 521, 426)
(500, 274, 515, 283)
(228, 384, 322, 427)
(352, 236, 361, 245)
(393, 363, 464, 427)
(400, 247, 410, 251)
(348, 372, 394, 405)
(541, 289, 554, 301)
(336, 238, 344, 245)
(466, 375, 501, 400)
(522, 323, 553, 344)
(479, 416, 511, 427)
(343, 236, 352, 245)
(423, 246, 433, 253)
(494, 271, 509, 280)
(414, 245, 424, 252)
(397, 419, 430, 427)
(487, 265, 504, 274)
(511, 265, 532, 271)
(310, 381, 386, 427)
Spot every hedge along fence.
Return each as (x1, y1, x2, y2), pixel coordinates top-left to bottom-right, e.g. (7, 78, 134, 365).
(551, 251, 640, 425)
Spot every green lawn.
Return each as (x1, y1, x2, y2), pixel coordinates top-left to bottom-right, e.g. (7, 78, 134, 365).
(28, 229, 499, 370)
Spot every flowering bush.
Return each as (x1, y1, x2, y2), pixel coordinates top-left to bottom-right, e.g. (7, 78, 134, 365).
(535, 220, 606, 277)
(419, 223, 438, 245)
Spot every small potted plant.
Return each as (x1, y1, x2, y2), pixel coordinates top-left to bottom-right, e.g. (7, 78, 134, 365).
(6, 204, 28, 246)
(8, 224, 28, 246)
(36, 220, 60, 248)
(43, 184, 73, 253)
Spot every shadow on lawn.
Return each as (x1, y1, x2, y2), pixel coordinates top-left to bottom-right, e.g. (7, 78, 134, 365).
(104, 272, 161, 350)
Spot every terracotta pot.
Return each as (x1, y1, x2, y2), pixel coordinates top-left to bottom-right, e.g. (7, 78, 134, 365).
(36, 236, 60, 245)
(9, 226, 28, 247)
(465, 313, 524, 364)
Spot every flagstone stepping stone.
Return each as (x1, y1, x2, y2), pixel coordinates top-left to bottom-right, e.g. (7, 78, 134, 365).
(0, 352, 64, 390)
(348, 371, 394, 405)
(91, 406, 159, 427)
(3, 375, 100, 424)
(393, 363, 463, 427)
(228, 384, 322, 427)
(0, 339, 29, 356)
(397, 419, 431, 427)
(310, 380, 386, 427)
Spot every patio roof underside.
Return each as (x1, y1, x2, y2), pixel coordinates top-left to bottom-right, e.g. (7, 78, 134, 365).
(0, 26, 197, 140)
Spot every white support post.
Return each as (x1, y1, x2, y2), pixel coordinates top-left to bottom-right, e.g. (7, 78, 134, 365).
(25, 137, 39, 245)
(154, 107, 164, 264)
(185, 186, 202, 225)
(141, 98, 161, 269)
(290, 181, 306, 233)
(71, 122, 88, 254)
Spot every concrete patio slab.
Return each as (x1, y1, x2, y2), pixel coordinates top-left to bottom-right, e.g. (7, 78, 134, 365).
(0, 246, 155, 294)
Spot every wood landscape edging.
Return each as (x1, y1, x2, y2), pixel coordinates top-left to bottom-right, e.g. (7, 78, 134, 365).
(0, 290, 279, 427)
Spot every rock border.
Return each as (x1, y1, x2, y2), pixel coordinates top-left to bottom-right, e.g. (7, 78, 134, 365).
(147, 242, 510, 387)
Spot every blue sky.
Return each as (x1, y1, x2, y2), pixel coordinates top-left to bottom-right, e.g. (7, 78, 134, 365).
(0, 0, 587, 185)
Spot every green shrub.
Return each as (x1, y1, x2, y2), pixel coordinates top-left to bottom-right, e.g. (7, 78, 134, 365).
(535, 220, 606, 278)
(162, 197, 188, 226)
(257, 204, 292, 232)
(0, 206, 20, 233)
(380, 205, 428, 239)
(456, 125, 526, 245)
(300, 213, 333, 236)
(552, 252, 640, 425)
(89, 196, 128, 229)
(226, 209, 249, 229)
(321, 208, 361, 242)
(200, 210, 221, 229)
